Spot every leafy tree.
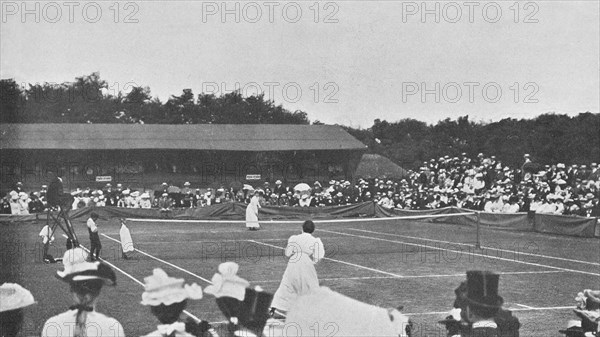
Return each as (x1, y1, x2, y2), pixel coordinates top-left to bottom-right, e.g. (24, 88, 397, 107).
(0, 79, 23, 123)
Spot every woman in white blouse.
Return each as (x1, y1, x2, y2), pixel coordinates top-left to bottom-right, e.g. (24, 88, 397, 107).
(245, 190, 261, 230)
(270, 220, 325, 314)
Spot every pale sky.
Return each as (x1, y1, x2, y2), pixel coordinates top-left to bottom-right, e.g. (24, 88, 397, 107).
(1, 0, 598, 127)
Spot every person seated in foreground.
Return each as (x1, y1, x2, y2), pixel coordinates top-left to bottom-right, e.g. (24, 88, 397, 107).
(41, 248, 125, 337)
(140, 268, 217, 337)
(560, 289, 600, 337)
(440, 270, 520, 337)
(0, 283, 36, 337)
(204, 262, 273, 337)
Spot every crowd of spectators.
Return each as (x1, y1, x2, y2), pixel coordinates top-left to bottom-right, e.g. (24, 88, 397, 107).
(2, 153, 599, 217)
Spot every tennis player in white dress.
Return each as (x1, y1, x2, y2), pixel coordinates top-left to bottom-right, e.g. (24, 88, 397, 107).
(245, 191, 261, 230)
(270, 220, 325, 313)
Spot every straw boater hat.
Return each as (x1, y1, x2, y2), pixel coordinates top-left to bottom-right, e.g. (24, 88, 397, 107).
(56, 248, 116, 285)
(0, 283, 35, 312)
(141, 268, 202, 306)
(204, 262, 250, 301)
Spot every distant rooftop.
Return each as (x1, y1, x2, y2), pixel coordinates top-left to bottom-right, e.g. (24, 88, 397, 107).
(0, 124, 367, 151)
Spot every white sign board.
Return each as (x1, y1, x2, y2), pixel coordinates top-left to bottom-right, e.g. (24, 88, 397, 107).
(246, 174, 261, 180)
(95, 176, 112, 182)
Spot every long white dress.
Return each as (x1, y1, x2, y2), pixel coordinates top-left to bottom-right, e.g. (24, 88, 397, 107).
(119, 223, 135, 254)
(245, 196, 261, 229)
(271, 232, 325, 312)
(284, 287, 411, 337)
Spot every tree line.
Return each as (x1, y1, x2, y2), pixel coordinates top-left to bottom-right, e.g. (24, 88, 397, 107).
(0, 73, 309, 125)
(1, 73, 598, 169)
(344, 114, 599, 169)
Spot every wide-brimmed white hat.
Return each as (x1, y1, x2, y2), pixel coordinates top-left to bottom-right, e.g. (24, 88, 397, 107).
(141, 268, 202, 306)
(0, 283, 35, 312)
(56, 248, 116, 285)
(204, 262, 250, 301)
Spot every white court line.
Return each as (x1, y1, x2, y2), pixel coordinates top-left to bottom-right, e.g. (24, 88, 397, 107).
(349, 228, 600, 267)
(405, 305, 573, 316)
(247, 240, 406, 279)
(124, 212, 475, 224)
(319, 229, 600, 277)
(512, 303, 536, 309)
(101, 233, 213, 284)
(61, 235, 204, 322)
(251, 270, 566, 283)
(127, 238, 286, 245)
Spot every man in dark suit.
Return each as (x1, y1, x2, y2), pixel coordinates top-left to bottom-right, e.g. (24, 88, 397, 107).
(273, 180, 287, 196)
(46, 171, 79, 246)
(47, 173, 73, 209)
(441, 271, 520, 337)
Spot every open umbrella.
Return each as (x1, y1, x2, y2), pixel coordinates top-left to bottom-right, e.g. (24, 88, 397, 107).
(294, 183, 311, 192)
(167, 185, 181, 193)
(243, 184, 254, 191)
(229, 181, 243, 191)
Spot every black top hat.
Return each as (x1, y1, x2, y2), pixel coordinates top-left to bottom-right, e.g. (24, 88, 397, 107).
(558, 320, 586, 337)
(464, 271, 503, 309)
(215, 287, 273, 335)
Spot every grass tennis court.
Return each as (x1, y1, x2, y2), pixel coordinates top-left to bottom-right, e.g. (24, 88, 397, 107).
(2, 216, 598, 336)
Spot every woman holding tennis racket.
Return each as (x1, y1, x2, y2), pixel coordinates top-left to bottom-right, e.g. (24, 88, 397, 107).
(270, 220, 325, 315)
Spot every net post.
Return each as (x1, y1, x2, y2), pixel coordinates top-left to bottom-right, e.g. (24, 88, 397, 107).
(475, 212, 481, 249)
